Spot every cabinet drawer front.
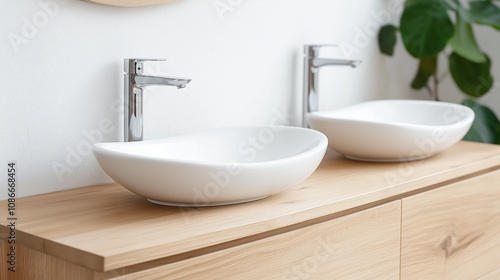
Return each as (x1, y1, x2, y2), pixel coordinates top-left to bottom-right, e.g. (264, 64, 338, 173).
(116, 201, 401, 280)
(401, 169, 500, 279)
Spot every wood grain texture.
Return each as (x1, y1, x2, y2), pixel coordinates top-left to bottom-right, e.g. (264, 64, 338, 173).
(0, 240, 94, 280)
(401, 169, 500, 279)
(0, 141, 499, 273)
(113, 201, 401, 280)
(82, 0, 178, 7)
(480, 268, 500, 280)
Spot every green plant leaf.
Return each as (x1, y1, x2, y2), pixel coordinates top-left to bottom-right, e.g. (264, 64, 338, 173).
(449, 52, 493, 97)
(437, 0, 460, 12)
(462, 98, 500, 144)
(378, 25, 398, 56)
(469, 0, 500, 30)
(449, 13, 487, 63)
(400, 0, 454, 58)
(411, 56, 437, 89)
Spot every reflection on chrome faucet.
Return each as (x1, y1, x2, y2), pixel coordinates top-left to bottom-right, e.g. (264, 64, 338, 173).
(303, 45, 361, 127)
(124, 58, 191, 142)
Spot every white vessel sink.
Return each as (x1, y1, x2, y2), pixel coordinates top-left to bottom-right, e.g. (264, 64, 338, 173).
(93, 126, 327, 206)
(307, 100, 474, 162)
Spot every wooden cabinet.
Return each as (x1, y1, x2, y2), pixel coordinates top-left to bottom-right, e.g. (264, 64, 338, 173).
(401, 169, 500, 279)
(116, 201, 401, 280)
(1, 141, 500, 279)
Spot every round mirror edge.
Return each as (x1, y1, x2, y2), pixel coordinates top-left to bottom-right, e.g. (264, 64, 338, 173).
(82, 0, 179, 8)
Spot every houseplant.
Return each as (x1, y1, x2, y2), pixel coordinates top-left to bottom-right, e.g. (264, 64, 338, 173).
(378, 0, 500, 143)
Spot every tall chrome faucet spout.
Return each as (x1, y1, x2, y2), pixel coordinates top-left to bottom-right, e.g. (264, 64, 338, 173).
(132, 75, 191, 89)
(303, 45, 361, 127)
(311, 58, 361, 68)
(124, 58, 191, 142)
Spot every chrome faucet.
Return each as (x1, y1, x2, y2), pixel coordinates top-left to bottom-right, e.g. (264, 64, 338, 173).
(124, 58, 191, 142)
(303, 45, 361, 127)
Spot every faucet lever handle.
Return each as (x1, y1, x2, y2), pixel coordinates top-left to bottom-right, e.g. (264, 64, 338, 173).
(124, 58, 166, 74)
(304, 45, 339, 57)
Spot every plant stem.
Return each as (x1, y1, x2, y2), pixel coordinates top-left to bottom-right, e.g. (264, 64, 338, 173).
(432, 73, 440, 101)
(432, 59, 440, 101)
(425, 85, 433, 97)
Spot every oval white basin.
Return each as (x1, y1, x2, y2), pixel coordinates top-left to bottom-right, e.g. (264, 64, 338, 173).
(92, 126, 327, 206)
(307, 100, 474, 162)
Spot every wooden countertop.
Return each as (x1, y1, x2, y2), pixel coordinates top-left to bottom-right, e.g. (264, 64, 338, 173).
(2, 141, 500, 272)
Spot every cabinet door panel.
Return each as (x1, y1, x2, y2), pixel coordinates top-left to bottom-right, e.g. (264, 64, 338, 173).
(401, 169, 500, 279)
(116, 201, 401, 280)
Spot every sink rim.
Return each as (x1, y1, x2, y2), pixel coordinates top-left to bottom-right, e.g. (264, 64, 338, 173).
(93, 126, 328, 167)
(307, 99, 475, 129)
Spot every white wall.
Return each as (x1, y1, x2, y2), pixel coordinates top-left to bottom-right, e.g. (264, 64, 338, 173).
(1, 0, 498, 199)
